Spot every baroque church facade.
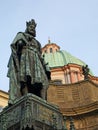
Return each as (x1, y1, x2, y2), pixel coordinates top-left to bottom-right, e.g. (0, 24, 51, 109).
(0, 41, 98, 130)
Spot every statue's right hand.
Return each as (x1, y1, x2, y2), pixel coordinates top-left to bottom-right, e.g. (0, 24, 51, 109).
(17, 39, 26, 47)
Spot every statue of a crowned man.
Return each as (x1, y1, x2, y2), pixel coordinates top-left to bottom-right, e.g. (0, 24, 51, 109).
(7, 19, 51, 105)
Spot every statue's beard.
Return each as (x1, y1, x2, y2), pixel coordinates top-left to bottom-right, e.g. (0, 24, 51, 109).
(26, 29, 36, 37)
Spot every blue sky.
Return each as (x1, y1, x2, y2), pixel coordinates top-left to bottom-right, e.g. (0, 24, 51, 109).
(0, 0, 98, 92)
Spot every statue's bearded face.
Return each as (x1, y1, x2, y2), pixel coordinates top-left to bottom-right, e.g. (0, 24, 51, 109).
(27, 24, 36, 37)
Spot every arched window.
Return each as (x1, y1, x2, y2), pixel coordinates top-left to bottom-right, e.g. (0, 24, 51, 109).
(50, 48, 53, 53)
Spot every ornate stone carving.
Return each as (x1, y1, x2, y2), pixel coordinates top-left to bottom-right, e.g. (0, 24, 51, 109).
(0, 94, 64, 130)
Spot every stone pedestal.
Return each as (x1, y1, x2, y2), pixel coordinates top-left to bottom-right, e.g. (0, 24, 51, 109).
(0, 94, 63, 130)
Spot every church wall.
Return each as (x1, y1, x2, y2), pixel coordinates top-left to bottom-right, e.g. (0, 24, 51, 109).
(51, 68, 66, 84)
(51, 64, 84, 85)
(48, 81, 98, 113)
(47, 80, 98, 130)
(65, 112, 98, 130)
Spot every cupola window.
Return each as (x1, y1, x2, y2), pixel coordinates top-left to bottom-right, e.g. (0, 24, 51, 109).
(50, 48, 53, 53)
(44, 50, 47, 53)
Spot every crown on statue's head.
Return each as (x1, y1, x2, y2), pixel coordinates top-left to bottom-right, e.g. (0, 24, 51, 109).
(26, 19, 37, 27)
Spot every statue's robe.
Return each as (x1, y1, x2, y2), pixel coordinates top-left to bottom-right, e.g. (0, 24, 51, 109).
(7, 32, 50, 104)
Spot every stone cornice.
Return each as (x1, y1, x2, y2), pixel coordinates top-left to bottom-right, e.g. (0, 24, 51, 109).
(61, 101, 98, 116)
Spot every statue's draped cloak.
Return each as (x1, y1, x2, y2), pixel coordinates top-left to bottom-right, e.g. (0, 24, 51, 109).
(7, 32, 48, 104)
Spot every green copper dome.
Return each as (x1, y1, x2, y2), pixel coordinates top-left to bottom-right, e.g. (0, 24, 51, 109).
(43, 50, 93, 75)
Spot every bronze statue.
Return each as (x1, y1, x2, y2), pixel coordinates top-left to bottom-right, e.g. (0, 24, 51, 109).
(82, 65, 89, 80)
(7, 19, 50, 105)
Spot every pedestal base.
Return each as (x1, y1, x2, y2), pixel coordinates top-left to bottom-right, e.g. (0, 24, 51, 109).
(0, 94, 63, 130)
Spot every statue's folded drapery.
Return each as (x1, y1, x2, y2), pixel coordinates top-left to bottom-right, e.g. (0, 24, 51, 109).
(7, 32, 50, 104)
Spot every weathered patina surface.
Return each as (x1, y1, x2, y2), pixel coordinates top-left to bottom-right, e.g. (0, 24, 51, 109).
(0, 94, 63, 130)
(7, 19, 50, 104)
